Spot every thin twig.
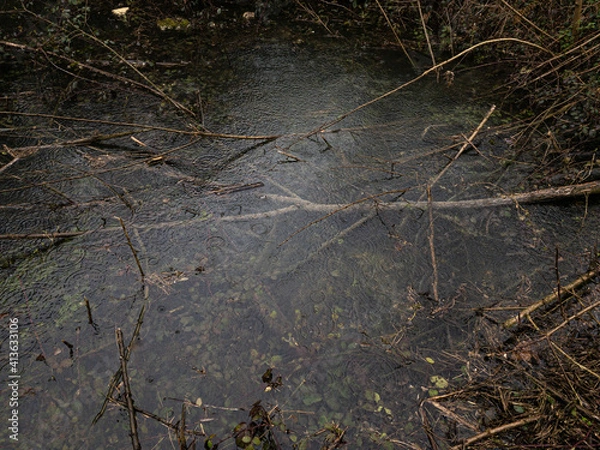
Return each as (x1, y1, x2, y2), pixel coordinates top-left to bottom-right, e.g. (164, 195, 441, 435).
(499, 0, 557, 42)
(116, 328, 142, 450)
(415, 0, 436, 69)
(544, 298, 600, 338)
(0, 231, 86, 240)
(84, 296, 94, 325)
(450, 415, 541, 449)
(548, 339, 600, 382)
(375, 0, 415, 66)
(117, 216, 144, 279)
(0, 110, 283, 140)
(285, 38, 550, 149)
(504, 266, 600, 328)
(427, 186, 439, 303)
(93, 297, 148, 425)
(426, 104, 496, 191)
(178, 404, 187, 450)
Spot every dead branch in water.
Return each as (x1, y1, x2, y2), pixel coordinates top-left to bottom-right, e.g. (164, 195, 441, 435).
(0, 111, 283, 141)
(116, 328, 141, 450)
(427, 185, 440, 303)
(0, 231, 86, 240)
(117, 216, 145, 280)
(257, 179, 600, 215)
(504, 265, 600, 328)
(93, 297, 148, 425)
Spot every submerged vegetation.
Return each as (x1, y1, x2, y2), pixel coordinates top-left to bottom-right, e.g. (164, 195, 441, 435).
(1, 0, 599, 449)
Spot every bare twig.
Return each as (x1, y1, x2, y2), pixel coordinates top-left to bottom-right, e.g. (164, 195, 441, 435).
(426, 104, 496, 191)
(504, 265, 600, 328)
(449, 415, 541, 449)
(93, 297, 148, 425)
(0, 231, 86, 240)
(0, 110, 283, 140)
(544, 299, 600, 338)
(84, 296, 94, 325)
(278, 189, 408, 245)
(415, 0, 436, 69)
(116, 328, 142, 450)
(499, 0, 557, 42)
(375, 0, 415, 66)
(427, 185, 439, 303)
(548, 339, 600, 382)
(285, 38, 550, 148)
(117, 217, 145, 280)
(178, 404, 187, 450)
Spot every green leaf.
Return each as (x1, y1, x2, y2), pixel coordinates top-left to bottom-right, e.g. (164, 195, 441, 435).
(430, 375, 448, 389)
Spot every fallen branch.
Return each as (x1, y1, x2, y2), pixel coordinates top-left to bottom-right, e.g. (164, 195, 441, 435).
(503, 265, 600, 328)
(449, 415, 541, 449)
(261, 179, 600, 214)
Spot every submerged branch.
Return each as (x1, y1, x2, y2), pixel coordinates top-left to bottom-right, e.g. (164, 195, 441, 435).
(0, 231, 86, 240)
(0, 110, 283, 140)
(261, 180, 600, 215)
(116, 328, 141, 450)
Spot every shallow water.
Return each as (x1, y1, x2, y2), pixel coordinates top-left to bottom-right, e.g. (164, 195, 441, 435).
(1, 30, 598, 449)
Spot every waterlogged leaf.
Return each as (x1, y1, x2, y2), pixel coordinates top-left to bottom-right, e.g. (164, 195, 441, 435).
(425, 357, 435, 364)
(252, 436, 261, 445)
(262, 368, 273, 383)
(241, 435, 252, 444)
(430, 375, 448, 389)
(302, 393, 322, 406)
(513, 404, 525, 414)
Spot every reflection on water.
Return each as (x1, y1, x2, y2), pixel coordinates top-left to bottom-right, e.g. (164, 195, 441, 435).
(1, 33, 598, 449)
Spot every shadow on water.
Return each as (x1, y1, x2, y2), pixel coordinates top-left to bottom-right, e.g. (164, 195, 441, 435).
(1, 26, 599, 449)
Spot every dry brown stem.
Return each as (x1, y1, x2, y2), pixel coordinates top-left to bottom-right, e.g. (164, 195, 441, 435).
(449, 415, 541, 449)
(504, 264, 600, 328)
(375, 0, 415, 66)
(415, 0, 436, 68)
(499, 0, 557, 42)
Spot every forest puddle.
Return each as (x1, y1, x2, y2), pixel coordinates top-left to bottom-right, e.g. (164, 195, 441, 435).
(1, 29, 598, 449)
